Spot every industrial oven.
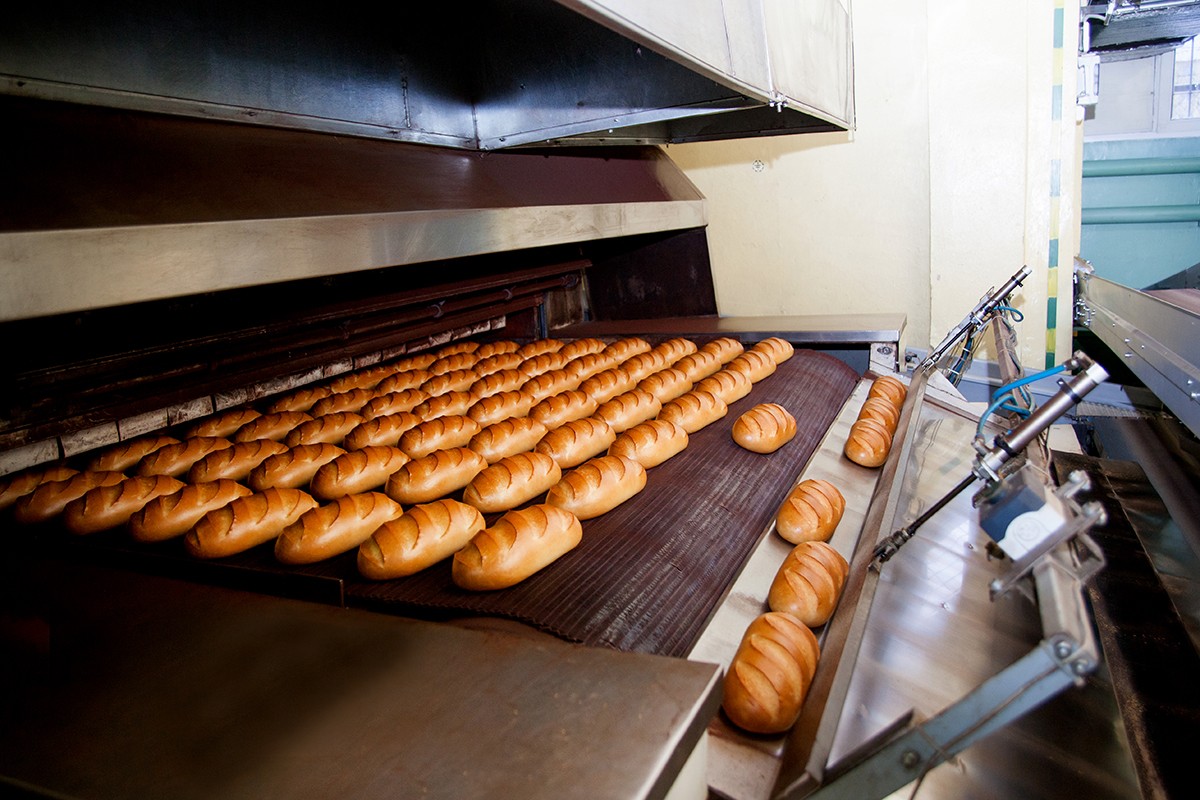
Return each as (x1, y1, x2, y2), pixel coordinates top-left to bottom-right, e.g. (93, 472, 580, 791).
(2, 4, 1196, 799)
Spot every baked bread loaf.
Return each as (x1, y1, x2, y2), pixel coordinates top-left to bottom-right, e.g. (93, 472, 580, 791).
(462, 451, 562, 513)
(468, 417, 549, 464)
(695, 368, 753, 406)
(726, 350, 777, 383)
(767, 541, 849, 627)
(530, 390, 599, 430)
(412, 391, 473, 421)
(327, 365, 391, 393)
(136, 437, 233, 478)
(309, 388, 374, 417)
(187, 439, 289, 482)
(636, 367, 693, 404)
(578, 367, 638, 405)
(385, 447, 488, 505)
(868, 375, 907, 407)
(186, 408, 261, 439)
(267, 385, 331, 414)
(284, 412, 364, 447)
(844, 418, 893, 468)
(722, 611, 821, 735)
(233, 412, 313, 443)
(343, 412, 422, 450)
(359, 499, 486, 579)
(858, 396, 900, 434)
(0, 463, 78, 512)
(474, 340, 521, 359)
(658, 389, 729, 433)
(618, 351, 667, 382)
(130, 480, 253, 542)
(467, 390, 535, 427)
(275, 492, 404, 564)
(420, 369, 479, 397)
(247, 444, 345, 491)
(776, 479, 846, 544)
(434, 341, 480, 358)
(88, 435, 180, 472)
(473, 353, 524, 378)
(608, 419, 689, 468)
(732, 403, 797, 454)
(63, 475, 186, 535)
(562, 352, 619, 384)
(389, 352, 438, 371)
(674, 350, 723, 382)
(751, 337, 795, 364)
(517, 338, 564, 360)
(14, 471, 127, 524)
(534, 417, 617, 469)
(559, 337, 608, 361)
(452, 504, 583, 591)
(185, 488, 317, 559)
(545, 455, 647, 520)
(699, 337, 744, 364)
(429, 352, 481, 376)
(399, 415, 482, 460)
(520, 368, 580, 402)
(601, 337, 651, 362)
(518, 351, 570, 379)
(375, 369, 433, 396)
(360, 389, 429, 420)
(651, 337, 697, 365)
(468, 368, 526, 400)
(310, 446, 411, 500)
(594, 389, 663, 433)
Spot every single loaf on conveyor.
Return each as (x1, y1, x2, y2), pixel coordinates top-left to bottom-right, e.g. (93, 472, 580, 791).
(608, 419, 689, 468)
(374, 369, 433, 396)
(857, 396, 900, 434)
(420, 369, 479, 397)
(558, 337, 608, 361)
(650, 337, 697, 365)
(267, 386, 331, 414)
(673, 350, 723, 382)
(601, 336, 651, 362)
(452, 504, 583, 591)
(275, 492, 404, 564)
(88, 435, 180, 472)
(187, 439, 290, 483)
(186, 408, 261, 439)
(517, 338, 565, 360)
(732, 403, 797, 454)
(428, 352, 481, 376)
(534, 417, 617, 470)
(247, 444, 345, 491)
(520, 368, 579, 403)
(699, 336, 745, 365)
(726, 350, 777, 383)
(594, 389, 663, 434)
(63, 475, 186, 535)
(545, 454, 647, 520)
(658, 389, 729, 434)
(468, 417, 549, 464)
(867, 375, 908, 407)
(400, 415, 483, 460)
(343, 412, 423, 450)
(529, 390, 599, 430)
(518, 351, 570, 379)
(694, 368, 753, 406)
(637, 367, 693, 404)
(14, 471, 127, 524)
(776, 479, 846, 544)
(358, 499, 486, 579)
(721, 611, 821, 735)
(462, 451, 562, 513)
(130, 480, 253, 542)
(385, 447, 488, 505)
(233, 412, 313, 443)
(136, 437, 233, 478)
(751, 337, 796, 364)
(472, 353, 524, 378)
(310, 446, 411, 500)
(412, 391, 473, 421)
(474, 340, 521, 359)
(0, 464, 79, 512)
(284, 412, 365, 447)
(844, 417, 893, 468)
(185, 488, 318, 559)
(360, 389, 428, 420)
(562, 352, 619, 384)
(328, 365, 391, 393)
(390, 352, 438, 371)
(617, 351, 666, 382)
(578, 367, 638, 405)
(467, 390, 535, 427)
(767, 541, 849, 627)
(434, 340, 480, 358)
(468, 369, 526, 401)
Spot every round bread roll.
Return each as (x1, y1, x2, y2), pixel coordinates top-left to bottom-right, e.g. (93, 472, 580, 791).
(467, 390, 535, 427)
(767, 541, 849, 627)
(360, 389, 429, 420)
(775, 479, 846, 544)
(722, 612, 820, 735)
(400, 415, 482, 460)
(385, 447, 488, 505)
(658, 389, 728, 434)
(233, 412, 313, 443)
(88, 435, 180, 473)
(130, 480, 254, 542)
(275, 492, 404, 565)
(468, 417, 549, 464)
(695, 368, 753, 406)
(578, 367, 638, 405)
(868, 375, 907, 407)
(699, 336, 745, 364)
(751, 337, 796, 364)
(0, 463, 79, 512)
(343, 412, 423, 451)
(310, 446, 411, 500)
(520, 368, 580, 403)
(726, 350, 777, 383)
(359, 499, 486, 580)
(518, 351, 570, 379)
(13, 471, 127, 524)
(594, 389, 663, 434)
(462, 451, 562, 513)
(530, 390, 599, 430)
(673, 350, 723, 382)
(185, 488, 318, 559)
(247, 443, 345, 491)
(412, 391, 473, 421)
(267, 386, 331, 414)
(844, 417, 893, 468)
(452, 504, 583, 591)
(63, 475, 186, 535)
(310, 388, 374, 417)
(187, 439, 290, 483)
(732, 403, 797, 454)
(284, 412, 365, 447)
(545, 455, 647, 520)
(136, 437, 233, 478)
(534, 417, 617, 470)
(186, 408, 261, 439)
(609, 419, 689, 468)
(858, 396, 900, 434)
(375, 369, 433, 396)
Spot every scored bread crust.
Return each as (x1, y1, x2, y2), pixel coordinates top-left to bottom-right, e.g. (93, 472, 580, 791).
(545, 454, 647, 520)
(135, 437, 234, 478)
(732, 403, 797, 454)
(468, 417, 549, 464)
(310, 446, 411, 500)
(400, 415, 483, 460)
(594, 389, 663, 434)
(844, 418, 893, 468)
(534, 417, 617, 470)
(359, 499, 486, 579)
(452, 504, 583, 591)
(462, 451, 562, 513)
(275, 492, 404, 564)
(284, 412, 365, 447)
(636, 367, 694, 404)
(343, 412, 423, 451)
(233, 412, 313, 443)
(88, 435, 181, 472)
(608, 419, 689, 469)
(721, 611, 821, 735)
(63, 475, 186, 535)
(187, 439, 289, 483)
(767, 541, 849, 627)
(658, 389, 729, 434)
(385, 447, 488, 505)
(130, 479, 254, 542)
(14, 471, 128, 524)
(529, 390, 599, 430)
(247, 443, 345, 491)
(0, 464, 79, 512)
(185, 488, 318, 559)
(775, 479, 846, 544)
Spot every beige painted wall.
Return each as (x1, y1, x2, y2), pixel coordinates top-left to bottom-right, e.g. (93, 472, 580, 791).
(666, 0, 1081, 370)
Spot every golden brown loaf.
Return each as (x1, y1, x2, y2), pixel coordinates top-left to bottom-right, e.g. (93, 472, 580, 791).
(88, 435, 180, 472)
(327, 365, 391, 393)
(266, 385, 331, 414)
(651, 337, 697, 365)
(429, 352, 481, 376)
(360, 389, 429, 420)
(658, 389, 729, 433)
(618, 351, 667, 382)
(844, 417, 892, 468)
(420, 369, 479, 397)
(751, 336, 796, 364)
(467, 368, 526, 400)
(343, 412, 422, 451)
(412, 391, 473, 421)
(374, 369, 433, 395)
(594, 389, 663, 433)
(306, 390, 371, 419)
(721, 611, 821, 735)
(673, 350, 723, 382)
(14, 470, 127, 524)
(601, 336, 651, 362)
(130, 480, 253, 542)
(136, 437, 233, 478)
(858, 396, 900, 434)
(529, 390, 599, 430)
(389, 352, 438, 372)
(310, 446, 411, 500)
(472, 353, 524, 377)
(518, 351, 570, 378)
(776, 479, 846, 544)
(452, 504, 583, 591)
(474, 340, 521, 359)
(517, 338, 565, 360)
(187, 439, 289, 483)
(558, 337, 607, 361)
(867, 375, 907, 407)
(399, 415, 482, 460)
(185, 488, 318, 559)
(275, 492, 404, 564)
(359, 499, 486, 579)
(699, 336, 745, 364)
(520, 368, 580, 403)
(63, 475, 186, 535)
(767, 541, 849, 627)
(534, 417, 617, 469)
(385, 447, 488, 505)
(462, 451, 562, 513)
(545, 455, 647, 520)
(578, 367, 637, 405)
(467, 390, 535, 427)
(726, 350, 777, 383)
(233, 412, 313, 443)
(732, 403, 797, 454)
(695, 368, 753, 406)
(562, 352, 619, 383)
(186, 408, 261, 439)
(434, 340, 480, 358)
(468, 417, 549, 464)
(608, 419, 689, 468)
(247, 443, 345, 491)
(636, 367, 694, 404)
(0, 464, 79, 512)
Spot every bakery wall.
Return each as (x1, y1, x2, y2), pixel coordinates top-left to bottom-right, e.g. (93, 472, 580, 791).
(665, 0, 1083, 370)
